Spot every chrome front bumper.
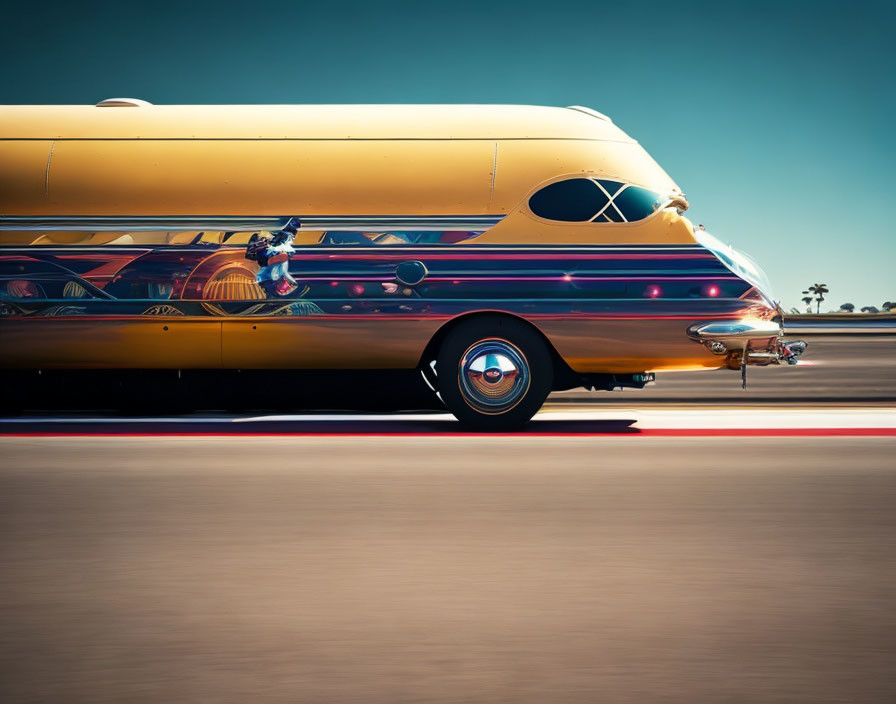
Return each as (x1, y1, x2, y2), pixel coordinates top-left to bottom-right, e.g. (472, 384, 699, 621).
(687, 319, 807, 369)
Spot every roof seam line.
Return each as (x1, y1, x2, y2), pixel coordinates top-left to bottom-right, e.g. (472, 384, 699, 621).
(489, 142, 498, 201)
(44, 141, 55, 198)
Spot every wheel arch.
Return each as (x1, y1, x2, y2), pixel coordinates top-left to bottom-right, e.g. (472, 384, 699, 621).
(417, 311, 581, 391)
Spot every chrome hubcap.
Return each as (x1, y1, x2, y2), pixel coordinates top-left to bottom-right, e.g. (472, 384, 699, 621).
(459, 339, 530, 414)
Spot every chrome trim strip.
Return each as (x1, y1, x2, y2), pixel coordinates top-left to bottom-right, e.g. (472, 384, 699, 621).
(0, 215, 505, 232)
(687, 320, 782, 341)
(783, 321, 896, 335)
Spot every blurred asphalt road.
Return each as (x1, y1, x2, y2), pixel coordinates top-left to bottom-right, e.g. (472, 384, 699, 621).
(556, 334, 896, 405)
(2, 435, 895, 703)
(1, 333, 894, 702)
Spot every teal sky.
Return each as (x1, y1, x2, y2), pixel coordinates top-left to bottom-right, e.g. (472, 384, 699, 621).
(2, 0, 893, 309)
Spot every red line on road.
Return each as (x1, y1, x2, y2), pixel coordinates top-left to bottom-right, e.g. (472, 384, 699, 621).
(636, 428, 896, 437)
(1, 428, 894, 438)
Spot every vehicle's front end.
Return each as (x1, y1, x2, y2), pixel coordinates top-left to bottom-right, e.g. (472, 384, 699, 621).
(688, 225, 807, 377)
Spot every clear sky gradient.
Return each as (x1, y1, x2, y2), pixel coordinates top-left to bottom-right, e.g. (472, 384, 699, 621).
(2, 0, 892, 309)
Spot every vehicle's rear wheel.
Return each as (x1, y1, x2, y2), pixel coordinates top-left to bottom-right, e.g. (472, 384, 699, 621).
(435, 317, 553, 430)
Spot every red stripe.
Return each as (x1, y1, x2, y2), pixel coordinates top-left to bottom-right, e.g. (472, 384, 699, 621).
(293, 253, 717, 261)
(1, 313, 746, 322)
(636, 428, 896, 437)
(1, 428, 893, 438)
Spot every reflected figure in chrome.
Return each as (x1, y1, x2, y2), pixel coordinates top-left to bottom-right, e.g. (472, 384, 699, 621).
(245, 217, 301, 296)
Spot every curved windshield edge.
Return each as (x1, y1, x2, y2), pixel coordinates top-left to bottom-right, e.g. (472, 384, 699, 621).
(692, 226, 777, 306)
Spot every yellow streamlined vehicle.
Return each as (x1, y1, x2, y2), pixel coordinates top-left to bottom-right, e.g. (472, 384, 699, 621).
(0, 101, 804, 429)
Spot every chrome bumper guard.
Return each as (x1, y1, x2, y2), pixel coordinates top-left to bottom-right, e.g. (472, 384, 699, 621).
(687, 320, 807, 369)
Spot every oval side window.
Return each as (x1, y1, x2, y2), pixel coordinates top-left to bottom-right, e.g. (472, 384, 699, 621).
(528, 179, 608, 222)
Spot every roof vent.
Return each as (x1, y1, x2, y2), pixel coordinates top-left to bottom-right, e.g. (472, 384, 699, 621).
(566, 106, 612, 123)
(95, 98, 153, 108)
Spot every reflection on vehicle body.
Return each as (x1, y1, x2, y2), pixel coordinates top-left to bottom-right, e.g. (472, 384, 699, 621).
(692, 225, 776, 306)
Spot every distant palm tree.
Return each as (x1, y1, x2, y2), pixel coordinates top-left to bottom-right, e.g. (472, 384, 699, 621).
(861, 306, 880, 314)
(804, 283, 829, 314)
(801, 295, 814, 313)
(839, 303, 854, 313)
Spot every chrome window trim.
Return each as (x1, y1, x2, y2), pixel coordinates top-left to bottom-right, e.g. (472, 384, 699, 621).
(590, 181, 669, 224)
(590, 180, 618, 221)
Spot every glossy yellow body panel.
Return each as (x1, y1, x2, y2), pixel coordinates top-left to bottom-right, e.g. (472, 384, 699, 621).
(0, 316, 723, 372)
(0, 104, 680, 223)
(221, 319, 445, 369)
(0, 141, 54, 211)
(0, 320, 222, 369)
(0, 104, 634, 140)
(536, 319, 724, 373)
(0, 104, 731, 376)
(35, 140, 497, 216)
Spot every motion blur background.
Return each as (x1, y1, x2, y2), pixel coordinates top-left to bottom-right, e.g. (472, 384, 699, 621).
(2, 0, 893, 308)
